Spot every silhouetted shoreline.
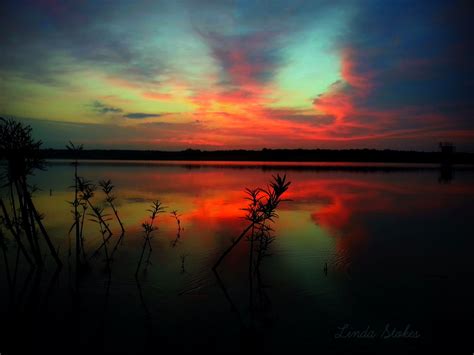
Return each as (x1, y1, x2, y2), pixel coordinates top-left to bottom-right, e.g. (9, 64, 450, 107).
(41, 148, 474, 164)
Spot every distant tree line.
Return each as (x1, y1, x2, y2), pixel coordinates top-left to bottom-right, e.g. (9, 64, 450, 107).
(40, 147, 474, 164)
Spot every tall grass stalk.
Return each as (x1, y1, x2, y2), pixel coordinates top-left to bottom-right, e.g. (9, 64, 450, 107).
(66, 141, 83, 270)
(170, 210, 181, 247)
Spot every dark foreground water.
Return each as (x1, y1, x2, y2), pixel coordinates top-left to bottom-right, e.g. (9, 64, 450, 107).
(1, 161, 474, 354)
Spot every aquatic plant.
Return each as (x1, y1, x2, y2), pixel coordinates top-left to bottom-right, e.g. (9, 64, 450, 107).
(68, 176, 113, 268)
(66, 141, 83, 269)
(0, 117, 61, 268)
(99, 179, 124, 234)
(100, 179, 126, 259)
(212, 174, 290, 270)
(67, 176, 91, 263)
(170, 210, 182, 248)
(89, 206, 113, 272)
(136, 200, 165, 276)
(212, 175, 288, 331)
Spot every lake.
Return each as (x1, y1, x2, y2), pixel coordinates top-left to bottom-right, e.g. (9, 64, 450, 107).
(1, 160, 474, 354)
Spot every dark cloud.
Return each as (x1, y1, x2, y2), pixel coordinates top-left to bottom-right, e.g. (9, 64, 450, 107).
(0, 0, 166, 85)
(90, 101, 123, 114)
(0, 0, 343, 87)
(338, 0, 474, 126)
(124, 113, 162, 119)
(192, 0, 347, 91)
(201, 31, 281, 87)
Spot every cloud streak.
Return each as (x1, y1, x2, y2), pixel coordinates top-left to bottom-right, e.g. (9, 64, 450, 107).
(90, 101, 123, 114)
(124, 112, 162, 119)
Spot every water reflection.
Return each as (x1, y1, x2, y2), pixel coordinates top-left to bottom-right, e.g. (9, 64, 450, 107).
(438, 163, 454, 183)
(1, 161, 474, 353)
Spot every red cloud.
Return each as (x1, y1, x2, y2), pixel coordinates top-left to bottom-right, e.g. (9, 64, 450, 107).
(313, 48, 372, 125)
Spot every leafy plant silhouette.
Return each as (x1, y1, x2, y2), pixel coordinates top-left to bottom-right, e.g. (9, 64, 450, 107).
(136, 200, 166, 276)
(213, 174, 290, 270)
(99, 179, 124, 234)
(89, 206, 113, 272)
(100, 179, 126, 260)
(0, 117, 61, 268)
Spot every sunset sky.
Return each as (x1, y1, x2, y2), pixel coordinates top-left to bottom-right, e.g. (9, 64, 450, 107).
(1, 0, 472, 150)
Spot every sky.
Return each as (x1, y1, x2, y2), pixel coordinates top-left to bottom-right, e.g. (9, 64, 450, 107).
(1, 0, 473, 151)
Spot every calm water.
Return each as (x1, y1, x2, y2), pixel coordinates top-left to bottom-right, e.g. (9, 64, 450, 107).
(1, 160, 474, 354)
